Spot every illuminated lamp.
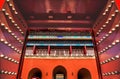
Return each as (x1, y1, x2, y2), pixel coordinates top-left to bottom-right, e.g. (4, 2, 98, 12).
(0, 39, 4, 41)
(108, 45, 112, 48)
(105, 34, 109, 36)
(9, 3, 13, 6)
(9, 16, 12, 19)
(14, 36, 17, 38)
(103, 36, 106, 39)
(112, 42, 116, 45)
(19, 29, 22, 32)
(11, 46, 14, 49)
(111, 14, 115, 17)
(105, 73, 108, 75)
(17, 38, 19, 40)
(12, 72, 14, 75)
(4, 56, 8, 59)
(4, 41, 8, 44)
(103, 25, 106, 27)
(8, 57, 12, 60)
(12, 20, 15, 23)
(115, 24, 119, 27)
(115, 55, 119, 58)
(1, 70, 4, 73)
(19, 51, 22, 54)
(108, 4, 112, 7)
(100, 38, 103, 41)
(12, 7, 15, 10)
(14, 48, 17, 50)
(17, 50, 19, 52)
(8, 44, 11, 46)
(105, 21, 109, 24)
(5, 27, 8, 30)
(6, 0, 10, 2)
(11, 59, 14, 62)
(14, 24, 17, 26)
(108, 58, 111, 61)
(15, 11, 18, 14)
(115, 40, 119, 43)
(103, 61, 105, 64)
(108, 31, 112, 34)
(11, 33, 15, 35)
(97, 32, 99, 35)
(100, 27, 103, 30)
(17, 26, 20, 29)
(5, 12, 9, 15)
(111, 0, 115, 3)
(8, 30, 12, 33)
(8, 72, 11, 74)
(0, 54, 4, 57)
(21, 32, 24, 34)
(111, 72, 115, 75)
(2, 8, 6, 11)
(1, 23, 5, 26)
(114, 71, 118, 74)
(112, 28, 115, 31)
(105, 47, 108, 50)
(103, 49, 106, 51)
(102, 13, 106, 15)
(105, 60, 108, 62)
(105, 9, 108, 12)
(100, 62, 103, 64)
(111, 57, 115, 60)
(98, 30, 101, 32)
(4, 71, 8, 74)
(14, 73, 17, 75)
(115, 10, 119, 12)
(108, 17, 112, 20)
(102, 73, 105, 75)
(108, 72, 111, 75)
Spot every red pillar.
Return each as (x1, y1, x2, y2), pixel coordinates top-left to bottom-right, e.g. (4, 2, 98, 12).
(33, 45, 36, 54)
(83, 45, 87, 55)
(69, 46, 72, 56)
(48, 45, 50, 55)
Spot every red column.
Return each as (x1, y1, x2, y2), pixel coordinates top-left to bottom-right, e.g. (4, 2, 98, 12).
(69, 46, 72, 56)
(48, 45, 50, 55)
(83, 45, 87, 55)
(33, 45, 36, 54)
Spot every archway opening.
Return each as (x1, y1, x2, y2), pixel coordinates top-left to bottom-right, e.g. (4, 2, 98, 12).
(53, 65, 67, 79)
(78, 68, 91, 79)
(28, 68, 42, 79)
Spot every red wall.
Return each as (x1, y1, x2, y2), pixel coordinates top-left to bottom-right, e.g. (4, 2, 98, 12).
(21, 58, 98, 79)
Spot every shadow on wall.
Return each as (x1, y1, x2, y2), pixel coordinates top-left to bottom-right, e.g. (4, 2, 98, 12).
(78, 68, 92, 79)
(28, 68, 42, 79)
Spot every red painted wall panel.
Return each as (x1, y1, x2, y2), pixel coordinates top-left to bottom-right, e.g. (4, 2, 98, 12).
(0, 0, 5, 10)
(116, 0, 120, 10)
(0, 58, 18, 72)
(0, 74, 16, 79)
(103, 75, 120, 79)
(21, 58, 99, 79)
(101, 59, 120, 73)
